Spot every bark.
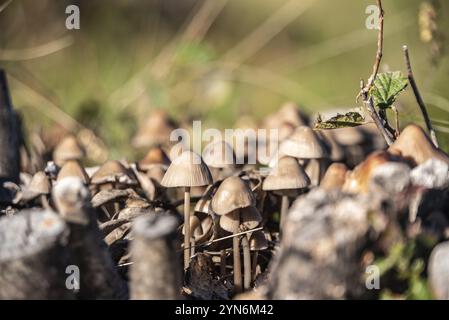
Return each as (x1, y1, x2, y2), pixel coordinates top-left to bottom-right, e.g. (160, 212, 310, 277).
(268, 189, 371, 299)
(0, 209, 73, 299)
(130, 212, 182, 299)
(53, 177, 128, 299)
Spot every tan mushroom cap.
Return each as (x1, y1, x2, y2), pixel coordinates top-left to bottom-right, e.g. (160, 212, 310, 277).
(219, 206, 261, 233)
(262, 156, 310, 191)
(320, 163, 348, 190)
(91, 160, 137, 185)
(145, 164, 167, 184)
(138, 146, 171, 170)
(53, 135, 85, 166)
(182, 213, 213, 243)
(132, 109, 177, 148)
(279, 126, 327, 159)
(219, 210, 240, 233)
(202, 139, 236, 169)
(343, 151, 398, 194)
(22, 171, 51, 199)
(319, 130, 345, 162)
(194, 184, 215, 214)
(57, 160, 89, 184)
(161, 150, 213, 188)
(211, 176, 255, 216)
(331, 126, 365, 146)
(388, 124, 449, 166)
(248, 230, 268, 251)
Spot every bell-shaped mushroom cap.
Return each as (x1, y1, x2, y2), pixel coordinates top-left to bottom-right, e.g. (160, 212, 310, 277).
(240, 206, 262, 230)
(343, 151, 397, 194)
(263, 156, 310, 191)
(331, 126, 365, 146)
(319, 130, 345, 162)
(53, 135, 85, 166)
(248, 230, 268, 251)
(219, 210, 240, 233)
(57, 160, 89, 184)
(21, 171, 51, 200)
(91, 160, 137, 185)
(131, 109, 177, 148)
(320, 163, 348, 190)
(194, 184, 215, 214)
(388, 124, 449, 166)
(202, 139, 236, 169)
(182, 213, 213, 243)
(161, 150, 212, 188)
(211, 176, 255, 216)
(138, 146, 170, 170)
(279, 126, 327, 159)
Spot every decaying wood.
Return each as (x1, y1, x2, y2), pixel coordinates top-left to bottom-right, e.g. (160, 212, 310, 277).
(268, 189, 371, 299)
(53, 177, 128, 299)
(428, 241, 449, 299)
(0, 209, 73, 299)
(0, 70, 20, 203)
(130, 212, 182, 299)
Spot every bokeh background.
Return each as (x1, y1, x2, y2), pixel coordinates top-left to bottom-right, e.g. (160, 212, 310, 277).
(1, 0, 448, 160)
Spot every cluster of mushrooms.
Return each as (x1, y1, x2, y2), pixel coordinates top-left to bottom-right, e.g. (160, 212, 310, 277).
(1, 101, 449, 300)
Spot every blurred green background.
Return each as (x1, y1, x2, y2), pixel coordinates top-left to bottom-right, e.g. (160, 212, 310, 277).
(1, 0, 448, 159)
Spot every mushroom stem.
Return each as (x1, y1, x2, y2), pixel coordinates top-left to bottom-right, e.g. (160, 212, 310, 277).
(220, 249, 227, 276)
(309, 159, 321, 186)
(280, 195, 289, 233)
(251, 251, 259, 282)
(233, 211, 242, 293)
(40, 194, 50, 209)
(190, 238, 195, 257)
(241, 235, 251, 290)
(183, 186, 191, 269)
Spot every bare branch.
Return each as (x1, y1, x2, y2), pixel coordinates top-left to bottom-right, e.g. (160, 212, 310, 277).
(402, 45, 439, 147)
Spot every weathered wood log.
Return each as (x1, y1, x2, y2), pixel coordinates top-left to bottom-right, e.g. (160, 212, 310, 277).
(130, 212, 182, 299)
(0, 70, 20, 187)
(0, 209, 73, 299)
(267, 189, 371, 299)
(428, 241, 449, 300)
(53, 177, 128, 299)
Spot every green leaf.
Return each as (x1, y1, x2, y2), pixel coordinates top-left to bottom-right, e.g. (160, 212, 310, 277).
(371, 71, 408, 109)
(314, 111, 365, 129)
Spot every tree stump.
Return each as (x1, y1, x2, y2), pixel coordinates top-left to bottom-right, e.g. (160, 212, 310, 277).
(0, 209, 73, 299)
(130, 212, 182, 299)
(53, 177, 128, 299)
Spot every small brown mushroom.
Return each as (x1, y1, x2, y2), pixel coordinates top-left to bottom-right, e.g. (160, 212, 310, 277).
(320, 163, 348, 191)
(53, 135, 85, 167)
(161, 150, 212, 269)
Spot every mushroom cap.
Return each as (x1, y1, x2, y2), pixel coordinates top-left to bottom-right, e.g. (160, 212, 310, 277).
(211, 176, 255, 216)
(388, 124, 449, 166)
(342, 151, 398, 194)
(248, 230, 268, 251)
(240, 206, 262, 230)
(331, 126, 365, 146)
(264, 102, 308, 129)
(320, 163, 348, 190)
(132, 110, 177, 148)
(57, 160, 89, 184)
(219, 210, 240, 233)
(91, 160, 137, 185)
(202, 140, 236, 169)
(262, 156, 310, 191)
(161, 150, 213, 188)
(194, 184, 215, 214)
(138, 146, 171, 170)
(53, 135, 85, 166)
(182, 213, 213, 243)
(279, 126, 327, 159)
(145, 164, 167, 184)
(318, 130, 345, 162)
(21, 171, 51, 200)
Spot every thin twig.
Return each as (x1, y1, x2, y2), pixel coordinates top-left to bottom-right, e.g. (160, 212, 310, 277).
(361, 80, 394, 146)
(402, 45, 439, 147)
(360, 0, 384, 97)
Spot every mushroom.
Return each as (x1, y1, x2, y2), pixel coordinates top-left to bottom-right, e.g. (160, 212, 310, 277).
(248, 230, 268, 281)
(262, 156, 310, 231)
(388, 124, 449, 166)
(56, 160, 89, 184)
(132, 109, 177, 148)
(52, 135, 85, 166)
(17, 171, 51, 208)
(161, 150, 212, 269)
(138, 146, 171, 171)
(211, 176, 256, 293)
(320, 163, 348, 191)
(278, 126, 327, 186)
(202, 139, 237, 181)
